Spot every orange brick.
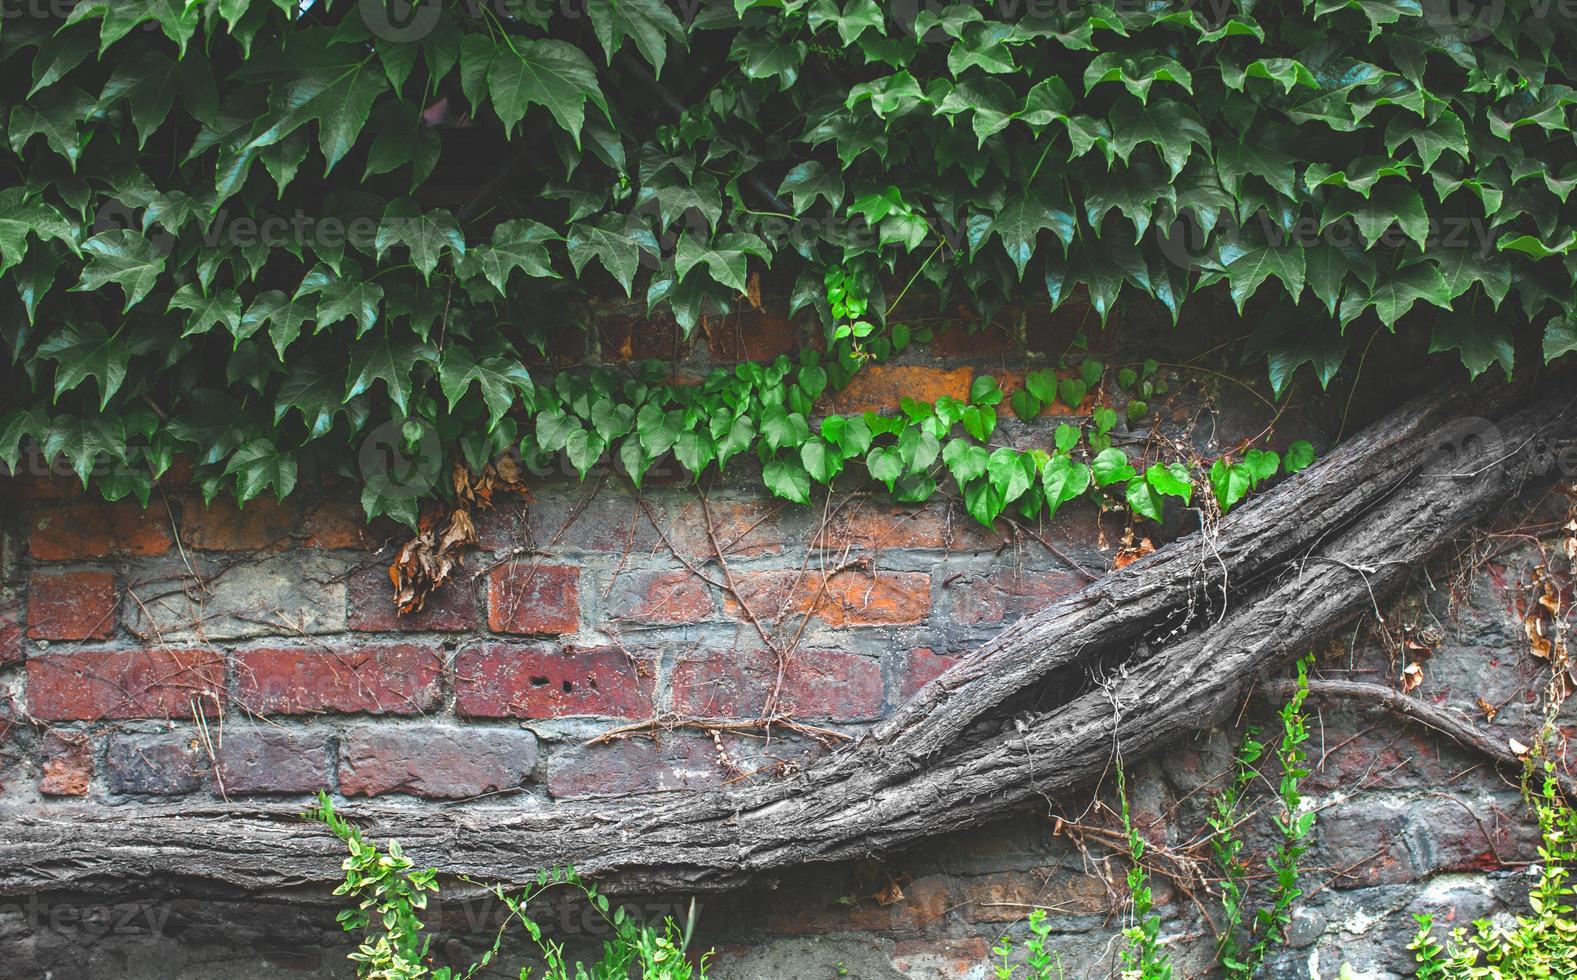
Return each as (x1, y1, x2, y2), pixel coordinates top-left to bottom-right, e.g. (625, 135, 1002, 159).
(725, 570, 931, 627)
(821, 365, 973, 416)
(39, 732, 91, 796)
(813, 502, 950, 551)
(29, 502, 172, 560)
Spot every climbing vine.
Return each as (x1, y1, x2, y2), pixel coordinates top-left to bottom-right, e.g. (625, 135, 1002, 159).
(0, 0, 1569, 525)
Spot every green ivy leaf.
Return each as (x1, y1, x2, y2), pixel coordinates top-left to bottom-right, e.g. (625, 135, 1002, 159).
(1284, 440, 1316, 473)
(1126, 477, 1162, 522)
(1145, 462, 1193, 502)
(488, 39, 605, 141)
(36, 321, 129, 410)
(74, 230, 166, 311)
(763, 456, 811, 504)
(1092, 447, 1136, 487)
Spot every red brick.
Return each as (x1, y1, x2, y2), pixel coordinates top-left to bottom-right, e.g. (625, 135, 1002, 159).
(607, 569, 716, 623)
(726, 570, 931, 627)
(949, 570, 1086, 626)
(39, 731, 91, 796)
(672, 648, 883, 721)
(821, 365, 973, 416)
(218, 728, 331, 795)
(347, 564, 477, 632)
(898, 648, 958, 701)
(235, 643, 442, 716)
(487, 563, 580, 635)
(27, 649, 224, 720)
(28, 502, 172, 559)
(706, 311, 802, 362)
(338, 726, 538, 799)
(27, 570, 117, 640)
(455, 643, 655, 719)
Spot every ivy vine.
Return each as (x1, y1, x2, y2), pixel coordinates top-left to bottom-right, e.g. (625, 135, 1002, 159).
(0, 0, 1563, 526)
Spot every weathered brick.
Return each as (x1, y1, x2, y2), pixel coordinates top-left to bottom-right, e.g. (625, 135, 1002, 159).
(763, 874, 951, 934)
(726, 570, 931, 628)
(0, 600, 24, 667)
(338, 726, 537, 799)
(948, 570, 1085, 626)
(29, 502, 172, 560)
(300, 499, 372, 550)
(27, 649, 224, 720)
(124, 552, 351, 642)
(821, 365, 973, 416)
(455, 644, 655, 719)
(105, 731, 207, 796)
(179, 497, 297, 551)
(39, 731, 92, 796)
(235, 643, 443, 716)
(958, 870, 1110, 922)
(812, 503, 950, 551)
(546, 731, 825, 799)
(706, 311, 802, 362)
(672, 648, 883, 720)
(546, 735, 717, 799)
(347, 564, 477, 632)
(898, 647, 957, 702)
(889, 938, 993, 978)
(606, 569, 716, 624)
(487, 563, 580, 635)
(658, 496, 785, 558)
(218, 727, 331, 795)
(27, 570, 117, 640)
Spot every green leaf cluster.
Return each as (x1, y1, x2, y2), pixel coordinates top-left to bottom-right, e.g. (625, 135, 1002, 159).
(3, 0, 1543, 522)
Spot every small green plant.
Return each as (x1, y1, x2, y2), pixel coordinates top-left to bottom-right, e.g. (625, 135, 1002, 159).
(1409, 768, 1577, 978)
(309, 793, 711, 980)
(1207, 724, 1265, 975)
(989, 908, 1065, 979)
(1116, 763, 1173, 980)
(1206, 654, 1315, 979)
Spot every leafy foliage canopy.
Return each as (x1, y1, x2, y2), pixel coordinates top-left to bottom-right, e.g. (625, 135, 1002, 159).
(0, 0, 1568, 523)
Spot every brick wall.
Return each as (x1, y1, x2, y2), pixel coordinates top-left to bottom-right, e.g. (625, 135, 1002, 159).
(0, 304, 1571, 978)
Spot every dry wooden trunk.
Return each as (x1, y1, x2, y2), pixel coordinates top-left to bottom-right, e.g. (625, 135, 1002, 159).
(1, 379, 1570, 898)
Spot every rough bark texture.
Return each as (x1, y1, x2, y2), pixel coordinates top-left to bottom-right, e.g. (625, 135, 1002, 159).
(0, 379, 1570, 898)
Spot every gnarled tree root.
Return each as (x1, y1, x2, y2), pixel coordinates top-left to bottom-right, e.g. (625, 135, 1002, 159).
(0, 380, 1570, 898)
